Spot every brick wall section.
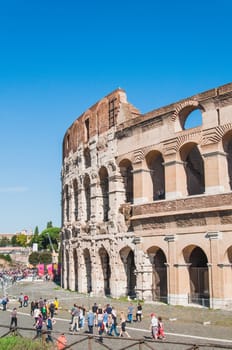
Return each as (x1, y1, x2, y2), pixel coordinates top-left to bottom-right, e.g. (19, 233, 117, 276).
(131, 192, 232, 217)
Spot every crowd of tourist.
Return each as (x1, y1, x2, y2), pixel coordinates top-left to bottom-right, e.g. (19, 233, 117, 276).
(1, 267, 165, 347)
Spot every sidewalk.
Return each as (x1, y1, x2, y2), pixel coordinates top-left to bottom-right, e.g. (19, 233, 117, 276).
(4, 279, 232, 344)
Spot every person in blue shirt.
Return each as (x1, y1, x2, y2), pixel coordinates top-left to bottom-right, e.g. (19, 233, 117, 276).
(87, 309, 94, 334)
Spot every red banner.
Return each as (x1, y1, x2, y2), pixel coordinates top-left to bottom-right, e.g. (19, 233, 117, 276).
(47, 264, 53, 276)
(37, 263, 44, 276)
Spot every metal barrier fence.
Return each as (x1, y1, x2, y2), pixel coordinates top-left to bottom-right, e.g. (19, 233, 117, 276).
(0, 325, 232, 350)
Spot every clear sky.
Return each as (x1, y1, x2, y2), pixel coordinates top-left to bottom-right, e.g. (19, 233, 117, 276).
(0, 0, 231, 234)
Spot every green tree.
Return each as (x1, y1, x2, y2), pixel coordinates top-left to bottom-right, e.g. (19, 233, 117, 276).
(0, 254, 12, 262)
(40, 251, 52, 264)
(28, 251, 40, 266)
(0, 236, 11, 247)
(34, 226, 39, 235)
(38, 227, 60, 251)
(11, 235, 18, 246)
(47, 221, 53, 228)
(16, 233, 27, 247)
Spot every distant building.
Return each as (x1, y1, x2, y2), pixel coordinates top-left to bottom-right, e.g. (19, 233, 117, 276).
(61, 83, 232, 309)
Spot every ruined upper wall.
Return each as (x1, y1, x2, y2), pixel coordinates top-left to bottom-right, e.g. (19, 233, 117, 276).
(62, 88, 140, 159)
(62, 82, 232, 159)
(116, 82, 232, 133)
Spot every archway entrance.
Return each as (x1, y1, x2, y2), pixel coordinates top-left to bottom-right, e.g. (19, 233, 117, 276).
(120, 247, 136, 298)
(99, 247, 111, 296)
(148, 247, 167, 303)
(180, 142, 205, 195)
(83, 248, 92, 293)
(66, 250, 70, 290)
(188, 246, 209, 307)
(73, 248, 78, 291)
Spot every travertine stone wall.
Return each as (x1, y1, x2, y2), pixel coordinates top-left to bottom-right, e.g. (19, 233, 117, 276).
(61, 84, 232, 309)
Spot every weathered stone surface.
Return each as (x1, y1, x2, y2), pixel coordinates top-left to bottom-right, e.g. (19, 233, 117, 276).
(61, 83, 232, 309)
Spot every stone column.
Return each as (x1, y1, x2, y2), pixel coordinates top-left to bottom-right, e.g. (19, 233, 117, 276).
(69, 247, 75, 291)
(78, 176, 86, 222)
(109, 240, 128, 298)
(90, 244, 99, 295)
(202, 149, 230, 193)
(132, 159, 151, 204)
(62, 247, 68, 289)
(217, 263, 232, 307)
(173, 263, 191, 306)
(164, 234, 178, 305)
(78, 254, 86, 294)
(205, 231, 222, 309)
(69, 184, 75, 222)
(163, 157, 187, 199)
(61, 243, 65, 289)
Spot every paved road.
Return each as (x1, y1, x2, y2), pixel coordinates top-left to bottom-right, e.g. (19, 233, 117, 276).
(1, 279, 232, 349)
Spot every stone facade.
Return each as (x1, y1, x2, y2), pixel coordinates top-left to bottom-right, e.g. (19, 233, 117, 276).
(61, 83, 232, 309)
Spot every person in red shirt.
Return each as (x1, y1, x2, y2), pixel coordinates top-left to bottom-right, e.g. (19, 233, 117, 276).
(56, 333, 67, 350)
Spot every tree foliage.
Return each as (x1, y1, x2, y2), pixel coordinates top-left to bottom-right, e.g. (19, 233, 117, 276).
(28, 251, 40, 265)
(47, 221, 53, 228)
(34, 226, 39, 235)
(28, 251, 52, 265)
(38, 227, 60, 251)
(0, 254, 12, 262)
(16, 233, 27, 247)
(11, 235, 18, 246)
(0, 236, 11, 247)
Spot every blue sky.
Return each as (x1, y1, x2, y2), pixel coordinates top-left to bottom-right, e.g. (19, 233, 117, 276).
(0, 0, 231, 233)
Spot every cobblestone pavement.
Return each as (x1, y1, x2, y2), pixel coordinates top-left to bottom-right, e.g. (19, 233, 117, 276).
(1, 280, 232, 349)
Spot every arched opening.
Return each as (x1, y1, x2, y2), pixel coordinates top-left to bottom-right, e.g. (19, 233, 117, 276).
(73, 179, 78, 221)
(83, 248, 92, 293)
(183, 109, 202, 130)
(146, 151, 165, 201)
(84, 175, 91, 221)
(84, 147, 91, 168)
(66, 250, 70, 290)
(119, 159, 133, 203)
(148, 247, 167, 303)
(99, 167, 109, 221)
(64, 185, 70, 222)
(99, 247, 111, 296)
(227, 246, 232, 264)
(180, 143, 205, 195)
(184, 246, 209, 306)
(120, 247, 136, 298)
(73, 248, 78, 291)
(222, 131, 232, 190)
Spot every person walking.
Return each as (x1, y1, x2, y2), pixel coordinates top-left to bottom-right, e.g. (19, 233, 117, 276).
(119, 311, 131, 337)
(127, 303, 134, 323)
(87, 309, 94, 334)
(136, 302, 143, 322)
(108, 308, 119, 336)
(54, 297, 59, 314)
(35, 313, 43, 338)
(70, 304, 80, 333)
(150, 313, 158, 340)
(158, 316, 165, 339)
(92, 302, 98, 326)
(46, 316, 54, 343)
(2, 295, 9, 311)
(23, 294, 29, 307)
(18, 292, 24, 308)
(10, 307, 17, 330)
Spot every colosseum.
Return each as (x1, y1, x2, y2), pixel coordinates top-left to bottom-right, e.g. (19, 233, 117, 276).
(61, 82, 232, 309)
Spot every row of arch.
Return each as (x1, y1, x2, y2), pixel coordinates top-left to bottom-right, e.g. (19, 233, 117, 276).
(63, 133, 232, 224)
(63, 165, 110, 223)
(63, 243, 232, 305)
(120, 134, 232, 204)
